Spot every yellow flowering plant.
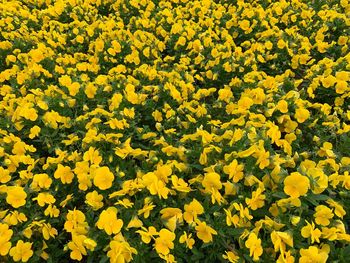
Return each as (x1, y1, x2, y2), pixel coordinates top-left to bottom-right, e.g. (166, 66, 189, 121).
(0, 0, 350, 262)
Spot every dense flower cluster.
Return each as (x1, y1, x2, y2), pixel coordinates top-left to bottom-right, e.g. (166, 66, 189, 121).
(0, 0, 350, 262)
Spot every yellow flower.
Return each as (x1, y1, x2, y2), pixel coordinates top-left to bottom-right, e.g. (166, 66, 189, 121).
(335, 80, 348, 94)
(42, 223, 58, 240)
(223, 251, 239, 262)
(276, 100, 289, 113)
(223, 159, 244, 182)
(245, 188, 266, 210)
(76, 35, 84, 44)
(6, 186, 27, 208)
(338, 35, 348, 45)
(83, 147, 102, 165)
(136, 226, 158, 244)
(239, 20, 251, 32)
(0, 223, 13, 256)
(171, 23, 183, 34)
(299, 246, 328, 263)
(74, 161, 91, 191)
(142, 172, 170, 199)
(237, 145, 257, 158)
(179, 232, 195, 249)
(109, 93, 123, 111)
(159, 253, 176, 263)
(314, 205, 334, 226)
(137, 199, 156, 219)
(192, 39, 202, 52)
(0, 167, 11, 183)
(335, 71, 349, 81)
(54, 164, 74, 184)
(199, 147, 210, 165)
(126, 216, 143, 229)
(20, 107, 38, 121)
(295, 107, 310, 123)
(64, 209, 88, 235)
(67, 82, 80, 96)
(171, 175, 191, 192)
(96, 207, 123, 235)
(233, 202, 253, 221)
(277, 250, 295, 263)
(111, 40, 122, 53)
(6, 54, 16, 63)
(321, 227, 340, 241)
(245, 233, 263, 261)
(266, 122, 282, 143)
(224, 208, 240, 227)
(154, 229, 175, 255)
(124, 84, 141, 104)
(85, 83, 97, 98)
(284, 172, 310, 198)
(160, 208, 183, 232)
(42, 110, 62, 129)
(255, 149, 270, 169)
(195, 221, 217, 243)
(59, 75, 72, 87)
(83, 238, 97, 251)
(277, 39, 286, 49)
(326, 199, 346, 218)
(67, 234, 87, 261)
(223, 181, 237, 196)
(291, 216, 301, 226)
(321, 75, 336, 88)
(152, 110, 163, 122)
(154, 164, 172, 182)
(202, 172, 222, 191)
(9, 240, 33, 262)
(307, 168, 328, 194)
(3, 211, 27, 226)
(33, 192, 56, 207)
(85, 190, 104, 210)
(143, 47, 150, 58)
(93, 166, 114, 190)
(44, 205, 60, 218)
(301, 221, 321, 243)
(175, 36, 186, 48)
(183, 199, 204, 224)
(218, 88, 233, 103)
(107, 238, 137, 263)
(317, 142, 335, 158)
(271, 231, 293, 255)
(29, 125, 40, 139)
(238, 96, 254, 110)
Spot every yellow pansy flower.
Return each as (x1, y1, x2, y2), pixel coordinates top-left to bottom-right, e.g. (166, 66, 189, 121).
(0, 223, 13, 256)
(245, 233, 263, 261)
(54, 164, 74, 184)
(299, 246, 328, 263)
(284, 172, 310, 198)
(6, 186, 27, 208)
(96, 207, 123, 235)
(179, 232, 195, 249)
(195, 221, 217, 243)
(314, 205, 334, 226)
(93, 166, 114, 190)
(9, 240, 33, 263)
(154, 229, 175, 255)
(85, 190, 104, 210)
(183, 199, 204, 224)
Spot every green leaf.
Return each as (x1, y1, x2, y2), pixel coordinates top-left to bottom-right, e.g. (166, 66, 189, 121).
(342, 245, 350, 258)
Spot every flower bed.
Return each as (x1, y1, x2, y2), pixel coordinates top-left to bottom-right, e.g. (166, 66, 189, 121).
(0, 0, 350, 262)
